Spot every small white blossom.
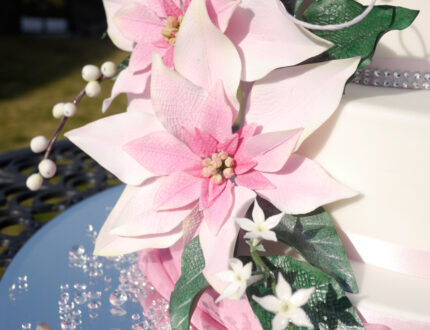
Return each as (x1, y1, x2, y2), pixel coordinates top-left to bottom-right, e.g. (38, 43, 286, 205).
(253, 273, 314, 330)
(215, 258, 261, 303)
(235, 200, 283, 243)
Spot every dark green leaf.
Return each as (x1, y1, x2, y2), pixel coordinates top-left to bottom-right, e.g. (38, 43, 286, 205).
(113, 55, 130, 80)
(246, 256, 364, 330)
(169, 237, 209, 330)
(303, 0, 419, 68)
(281, 0, 304, 16)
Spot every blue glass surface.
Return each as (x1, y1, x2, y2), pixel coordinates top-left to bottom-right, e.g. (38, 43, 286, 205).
(0, 185, 149, 329)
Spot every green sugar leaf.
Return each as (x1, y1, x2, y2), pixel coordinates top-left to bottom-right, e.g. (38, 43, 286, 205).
(246, 256, 364, 330)
(303, 0, 419, 68)
(169, 237, 209, 330)
(254, 198, 357, 293)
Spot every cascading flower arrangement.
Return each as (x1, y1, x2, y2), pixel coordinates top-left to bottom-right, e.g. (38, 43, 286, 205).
(27, 0, 419, 328)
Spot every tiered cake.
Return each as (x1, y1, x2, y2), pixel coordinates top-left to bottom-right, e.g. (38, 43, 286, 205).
(300, 0, 430, 326)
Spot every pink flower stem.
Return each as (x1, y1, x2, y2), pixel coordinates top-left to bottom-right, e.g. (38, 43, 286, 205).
(43, 75, 108, 160)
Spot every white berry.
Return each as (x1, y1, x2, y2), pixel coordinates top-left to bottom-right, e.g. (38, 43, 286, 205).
(81, 64, 101, 82)
(85, 81, 102, 97)
(26, 173, 43, 191)
(38, 159, 57, 179)
(52, 102, 64, 119)
(101, 61, 117, 78)
(63, 102, 77, 117)
(30, 136, 49, 153)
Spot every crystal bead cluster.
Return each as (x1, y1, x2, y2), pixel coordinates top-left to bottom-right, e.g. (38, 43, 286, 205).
(9, 275, 28, 301)
(353, 68, 430, 90)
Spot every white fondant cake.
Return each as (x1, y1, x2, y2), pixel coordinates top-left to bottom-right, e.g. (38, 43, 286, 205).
(300, 0, 430, 325)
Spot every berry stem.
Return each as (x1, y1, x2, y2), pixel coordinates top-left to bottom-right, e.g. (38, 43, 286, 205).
(43, 75, 107, 160)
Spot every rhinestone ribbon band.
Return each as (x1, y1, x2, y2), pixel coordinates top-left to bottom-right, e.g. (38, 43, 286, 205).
(353, 68, 430, 90)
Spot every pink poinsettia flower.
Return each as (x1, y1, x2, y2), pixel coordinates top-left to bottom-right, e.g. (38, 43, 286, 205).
(65, 52, 359, 294)
(102, 0, 331, 111)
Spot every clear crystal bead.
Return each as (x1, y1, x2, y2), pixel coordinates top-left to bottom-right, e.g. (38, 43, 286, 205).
(423, 82, 430, 89)
(414, 72, 421, 80)
(413, 82, 420, 89)
(393, 71, 401, 79)
(424, 73, 430, 81)
(109, 290, 128, 306)
(373, 70, 381, 77)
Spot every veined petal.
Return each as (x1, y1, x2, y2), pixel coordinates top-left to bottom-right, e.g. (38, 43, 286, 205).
(288, 308, 314, 328)
(247, 129, 303, 173)
(147, 0, 182, 17)
(252, 295, 282, 313)
(151, 52, 208, 141)
(182, 127, 218, 157)
(200, 186, 256, 293)
(102, 68, 151, 113)
(290, 287, 315, 307)
(251, 200, 265, 224)
(124, 130, 201, 176)
(246, 58, 360, 146)
(225, 0, 331, 82)
(196, 81, 237, 143)
(114, 2, 164, 44)
(65, 112, 162, 185)
(128, 42, 156, 72)
(235, 170, 275, 190)
(257, 154, 357, 215)
(153, 171, 201, 210)
(203, 181, 234, 234)
(126, 92, 152, 113)
(103, 0, 134, 51)
(174, 0, 241, 108)
(276, 273, 292, 300)
(94, 185, 183, 256)
(207, 0, 240, 31)
(109, 178, 196, 236)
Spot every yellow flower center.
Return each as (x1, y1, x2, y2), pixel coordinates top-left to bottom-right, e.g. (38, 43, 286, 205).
(201, 151, 235, 185)
(280, 301, 295, 314)
(161, 15, 183, 46)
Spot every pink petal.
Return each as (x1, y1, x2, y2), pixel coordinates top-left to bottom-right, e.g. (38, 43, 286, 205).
(257, 154, 357, 214)
(246, 58, 360, 145)
(200, 186, 256, 293)
(128, 42, 157, 72)
(114, 3, 165, 44)
(225, 0, 331, 81)
(235, 170, 275, 190)
(244, 129, 303, 173)
(234, 158, 257, 175)
(153, 172, 202, 210)
(206, 0, 240, 31)
(161, 46, 175, 68)
(174, 0, 241, 109)
(107, 178, 197, 236)
(151, 52, 208, 141)
(182, 127, 218, 157)
(200, 179, 227, 209)
(126, 92, 152, 113)
(103, 0, 134, 51)
(65, 112, 162, 185)
(217, 133, 239, 155)
(147, 0, 182, 17)
(203, 181, 234, 234)
(94, 185, 183, 256)
(102, 68, 151, 113)
(124, 130, 201, 176)
(197, 81, 237, 142)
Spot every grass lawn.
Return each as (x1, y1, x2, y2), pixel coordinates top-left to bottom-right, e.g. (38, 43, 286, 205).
(0, 36, 129, 153)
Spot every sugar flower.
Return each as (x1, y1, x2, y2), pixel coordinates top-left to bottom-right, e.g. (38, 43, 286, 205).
(253, 273, 315, 330)
(66, 0, 360, 296)
(215, 258, 260, 303)
(102, 0, 331, 111)
(236, 200, 283, 243)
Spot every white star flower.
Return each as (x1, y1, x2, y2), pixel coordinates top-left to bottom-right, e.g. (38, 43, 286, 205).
(253, 273, 315, 330)
(215, 258, 261, 303)
(235, 200, 283, 243)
